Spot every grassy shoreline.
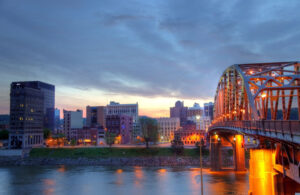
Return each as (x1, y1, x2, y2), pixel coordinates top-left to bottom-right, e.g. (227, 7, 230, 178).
(30, 147, 208, 158)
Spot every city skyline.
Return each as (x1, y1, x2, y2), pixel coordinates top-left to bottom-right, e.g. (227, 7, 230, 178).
(0, 81, 213, 118)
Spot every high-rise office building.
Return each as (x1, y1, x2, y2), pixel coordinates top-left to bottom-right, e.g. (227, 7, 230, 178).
(106, 101, 138, 123)
(187, 115, 211, 131)
(156, 117, 180, 142)
(106, 101, 139, 141)
(63, 109, 83, 140)
(170, 101, 188, 126)
(9, 81, 54, 148)
(204, 102, 214, 120)
(86, 106, 106, 128)
(187, 103, 203, 117)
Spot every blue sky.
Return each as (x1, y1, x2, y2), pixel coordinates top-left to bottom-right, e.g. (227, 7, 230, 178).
(0, 0, 300, 117)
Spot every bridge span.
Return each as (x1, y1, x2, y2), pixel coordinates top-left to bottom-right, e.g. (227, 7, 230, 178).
(208, 62, 300, 192)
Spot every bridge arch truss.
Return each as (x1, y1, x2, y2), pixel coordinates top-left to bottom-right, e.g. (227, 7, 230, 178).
(213, 61, 300, 122)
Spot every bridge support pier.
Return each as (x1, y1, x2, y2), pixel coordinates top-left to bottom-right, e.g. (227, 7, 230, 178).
(248, 148, 300, 195)
(233, 134, 246, 171)
(248, 149, 275, 195)
(210, 135, 222, 171)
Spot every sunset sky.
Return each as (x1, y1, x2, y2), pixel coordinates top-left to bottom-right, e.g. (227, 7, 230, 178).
(1, 0, 300, 117)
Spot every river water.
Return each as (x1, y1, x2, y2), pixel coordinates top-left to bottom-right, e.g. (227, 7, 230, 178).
(0, 166, 248, 195)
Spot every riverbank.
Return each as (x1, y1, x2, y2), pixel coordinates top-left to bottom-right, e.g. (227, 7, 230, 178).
(29, 147, 205, 158)
(0, 148, 235, 167)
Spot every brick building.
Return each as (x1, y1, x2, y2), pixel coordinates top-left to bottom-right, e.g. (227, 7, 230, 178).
(106, 115, 133, 144)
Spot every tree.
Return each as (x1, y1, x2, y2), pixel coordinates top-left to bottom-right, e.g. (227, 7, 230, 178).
(0, 129, 9, 140)
(139, 117, 159, 148)
(105, 131, 116, 148)
(43, 128, 51, 139)
(70, 139, 77, 146)
(171, 139, 184, 155)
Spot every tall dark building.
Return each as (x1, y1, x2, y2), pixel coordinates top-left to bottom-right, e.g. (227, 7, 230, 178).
(170, 101, 188, 126)
(39, 82, 55, 131)
(204, 102, 214, 120)
(0, 115, 9, 130)
(9, 81, 55, 148)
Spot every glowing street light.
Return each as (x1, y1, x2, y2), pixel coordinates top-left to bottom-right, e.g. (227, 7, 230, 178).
(261, 93, 267, 98)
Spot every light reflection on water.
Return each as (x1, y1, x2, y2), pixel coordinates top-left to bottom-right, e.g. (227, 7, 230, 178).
(0, 166, 249, 195)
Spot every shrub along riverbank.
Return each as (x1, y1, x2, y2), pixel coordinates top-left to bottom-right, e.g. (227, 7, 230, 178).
(0, 147, 241, 167)
(30, 147, 209, 158)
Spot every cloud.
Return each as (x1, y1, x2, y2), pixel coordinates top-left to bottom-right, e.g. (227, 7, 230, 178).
(0, 0, 300, 114)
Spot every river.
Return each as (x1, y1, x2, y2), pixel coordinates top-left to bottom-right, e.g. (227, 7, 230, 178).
(0, 166, 249, 195)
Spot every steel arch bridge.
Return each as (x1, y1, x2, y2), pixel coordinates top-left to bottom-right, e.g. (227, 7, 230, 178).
(208, 61, 300, 183)
(209, 61, 300, 144)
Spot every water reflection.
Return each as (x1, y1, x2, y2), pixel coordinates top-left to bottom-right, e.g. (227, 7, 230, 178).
(43, 179, 55, 195)
(114, 168, 123, 186)
(134, 166, 144, 187)
(157, 168, 167, 174)
(0, 166, 249, 195)
(189, 168, 201, 195)
(115, 169, 123, 174)
(57, 165, 66, 173)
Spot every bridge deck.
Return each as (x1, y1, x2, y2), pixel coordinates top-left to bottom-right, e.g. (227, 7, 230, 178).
(209, 120, 300, 145)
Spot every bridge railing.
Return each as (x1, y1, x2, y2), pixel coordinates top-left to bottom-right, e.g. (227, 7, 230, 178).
(210, 120, 300, 135)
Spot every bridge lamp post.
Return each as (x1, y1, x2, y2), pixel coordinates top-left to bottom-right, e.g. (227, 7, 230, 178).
(199, 138, 204, 195)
